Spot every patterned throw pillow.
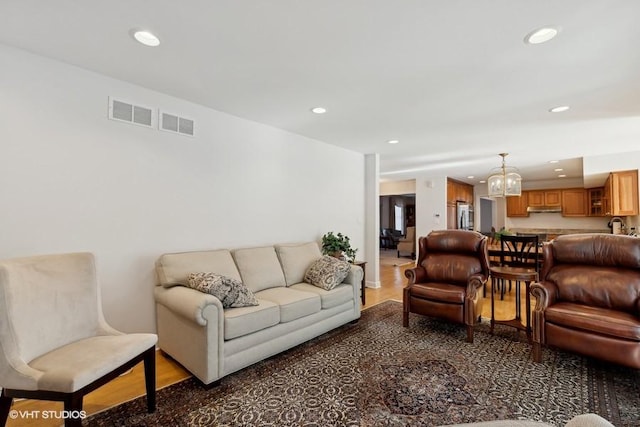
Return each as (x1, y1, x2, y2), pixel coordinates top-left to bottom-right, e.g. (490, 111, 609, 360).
(187, 272, 259, 308)
(304, 256, 351, 290)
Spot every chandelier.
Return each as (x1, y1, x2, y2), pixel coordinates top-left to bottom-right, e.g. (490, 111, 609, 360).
(487, 153, 522, 197)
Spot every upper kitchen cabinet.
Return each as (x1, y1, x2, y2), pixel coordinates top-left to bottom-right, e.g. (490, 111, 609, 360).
(604, 170, 639, 216)
(528, 190, 561, 207)
(506, 191, 529, 217)
(561, 189, 587, 217)
(447, 179, 474, 204)
(587, 188, 605, 216)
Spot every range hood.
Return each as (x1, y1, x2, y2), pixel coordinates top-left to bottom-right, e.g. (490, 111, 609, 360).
(527, 206, 562, 213)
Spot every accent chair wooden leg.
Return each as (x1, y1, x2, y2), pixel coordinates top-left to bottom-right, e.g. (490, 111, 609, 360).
(466, 325, 474, 343)
(402, 311, 409, 327)
(533, 342, 542, 363)
(0, 390, 13, 426)
(143, 347, 157, 413)
(63, 392, 83, 427)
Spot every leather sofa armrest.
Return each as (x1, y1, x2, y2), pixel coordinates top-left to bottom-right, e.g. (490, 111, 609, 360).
(404, 266, 427, 285)
(154, 285, 224, 326)
(531, 281, 558, 311)
(464, 273, 487, 327)
(466, 273, 487, 295)
(530, 281, 558, 345)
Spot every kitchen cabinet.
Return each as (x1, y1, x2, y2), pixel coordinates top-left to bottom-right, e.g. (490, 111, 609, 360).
(447, 179, 473, 229)
(561, 189, 587, 217)
(528, 190, 561, 207)
(604, 170, 638, 216)
(506, 191, 529, 217)
(587, 188, 604, 216)
(447, 179, 474, 204)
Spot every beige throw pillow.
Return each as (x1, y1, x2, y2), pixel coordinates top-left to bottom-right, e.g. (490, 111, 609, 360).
(188, 272, 259, 308)
(304, 256, 351, 290)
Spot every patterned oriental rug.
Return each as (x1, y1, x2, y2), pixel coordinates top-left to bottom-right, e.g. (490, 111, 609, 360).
(86, 301, 640, 427)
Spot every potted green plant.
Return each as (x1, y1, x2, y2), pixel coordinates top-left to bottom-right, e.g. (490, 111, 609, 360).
(494, 227, 513, 241)
(321, 232, 358, 263)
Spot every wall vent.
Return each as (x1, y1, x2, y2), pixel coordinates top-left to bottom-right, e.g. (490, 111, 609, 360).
(160, 111, 195, 137)
(108, 97, 154, 128)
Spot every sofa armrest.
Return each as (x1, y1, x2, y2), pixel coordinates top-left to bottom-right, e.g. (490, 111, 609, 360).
(154, 285, 224, 326)
(342, 264, 364, 286)
(464, 273, 487, 326)
(530, 281, 558, 311)
(466, 273, 487, 296)
(404, 266, 427, 285)
(530, 281, 559, 345)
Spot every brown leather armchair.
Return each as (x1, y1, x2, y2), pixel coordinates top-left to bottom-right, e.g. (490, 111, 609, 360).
(531, 234, 640, 368)
(403, 230, 489, 342)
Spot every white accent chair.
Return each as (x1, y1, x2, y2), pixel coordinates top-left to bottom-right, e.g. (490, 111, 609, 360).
(0, 252, 157, 427)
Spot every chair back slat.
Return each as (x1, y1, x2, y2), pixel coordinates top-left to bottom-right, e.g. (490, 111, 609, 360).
(500, 234, 540, 273)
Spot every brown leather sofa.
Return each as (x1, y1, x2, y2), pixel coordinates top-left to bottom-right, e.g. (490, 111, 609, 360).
(531, 233, 640, 368)
(403, 230, 489, 342)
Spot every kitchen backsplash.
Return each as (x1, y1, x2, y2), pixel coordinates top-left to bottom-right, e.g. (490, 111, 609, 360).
(506, 212, 610, 231)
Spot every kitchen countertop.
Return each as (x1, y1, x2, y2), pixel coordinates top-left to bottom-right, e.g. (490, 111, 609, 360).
(509, 228, 612, 242)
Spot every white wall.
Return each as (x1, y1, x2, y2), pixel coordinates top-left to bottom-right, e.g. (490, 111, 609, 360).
(0, 45, 365, 333)
(415, 175, 447, 242)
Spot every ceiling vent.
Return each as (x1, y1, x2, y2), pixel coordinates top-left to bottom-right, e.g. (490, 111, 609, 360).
(108, 97, 154, 128)
(160, 111, 195, 137)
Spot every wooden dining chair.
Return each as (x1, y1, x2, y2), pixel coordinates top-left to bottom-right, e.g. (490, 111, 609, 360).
(497, 234, 540, 299)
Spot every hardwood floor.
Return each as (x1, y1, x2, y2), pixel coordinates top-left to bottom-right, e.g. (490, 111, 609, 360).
(5, 262, 523, 427)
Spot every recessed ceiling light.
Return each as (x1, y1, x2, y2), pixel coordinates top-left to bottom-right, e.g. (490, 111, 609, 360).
(525, 26, 559, 44)
(133, 30, 160, 47)
(558, 174, 567, 178)
(479, 180, 486, 184)
(310, 107, 327, 114)
(467, 176, 475, 179)
(549, 160, 559, 164)
(554, 168, 563, 172)
(549, 105, 570, 113)
(387, 140, 399, 144)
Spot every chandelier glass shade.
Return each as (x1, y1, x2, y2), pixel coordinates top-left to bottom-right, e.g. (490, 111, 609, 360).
(488, 153, 522, 197)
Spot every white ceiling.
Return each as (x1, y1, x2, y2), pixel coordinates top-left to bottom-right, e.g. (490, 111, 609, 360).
(2, 1, 639, 186)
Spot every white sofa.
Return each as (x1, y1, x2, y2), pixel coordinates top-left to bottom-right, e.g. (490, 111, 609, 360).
(154, 241, 363, 385)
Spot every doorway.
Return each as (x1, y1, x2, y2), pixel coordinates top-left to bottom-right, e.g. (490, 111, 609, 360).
(479, 197, 494, 234)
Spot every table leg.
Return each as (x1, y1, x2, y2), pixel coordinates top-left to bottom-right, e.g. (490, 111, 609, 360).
(490, 278, 495, 333)
(525, 280, 531, 339)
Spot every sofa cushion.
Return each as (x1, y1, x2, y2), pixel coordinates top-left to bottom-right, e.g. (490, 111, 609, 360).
(275, 242, 322, 286)
(232, 246, 287, 293)
(290, 283, 354, 309)
(224, 300, 280, 340)
(255, 287, 321, 323)
(156, 249, 240, 288)
(187, 272, 258, 308)
(423, 253, 482, 285)
(408, 282, 465, 304)
(548, 264, 640, 312)
(545, 302, 640, 341)
(304, 256, 351, 290)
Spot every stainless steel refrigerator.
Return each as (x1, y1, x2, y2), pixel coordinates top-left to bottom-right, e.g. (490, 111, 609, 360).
(456, 202, 474, 230)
